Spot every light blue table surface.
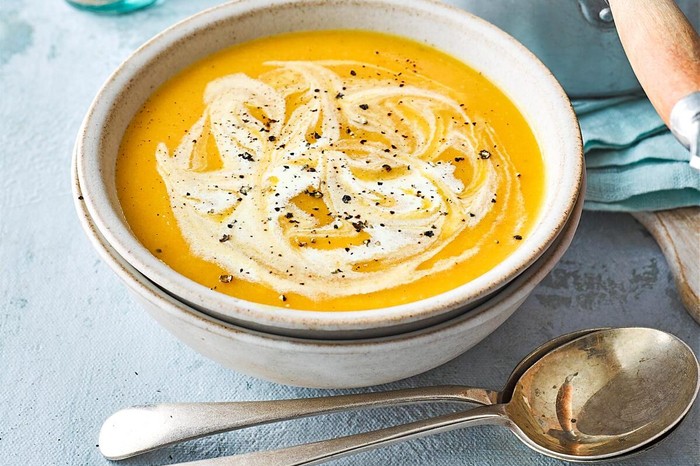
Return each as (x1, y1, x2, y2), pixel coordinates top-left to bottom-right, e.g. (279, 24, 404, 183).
(1, 1, 698, 465)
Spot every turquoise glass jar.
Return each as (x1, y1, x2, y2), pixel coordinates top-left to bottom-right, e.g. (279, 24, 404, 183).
(65, 0, 158, 14)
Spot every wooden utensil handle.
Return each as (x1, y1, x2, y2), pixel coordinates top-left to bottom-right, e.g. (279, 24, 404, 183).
(632, 208, 700, 324)
(610, 1, 700, 322)
(608, 0, 700, 124)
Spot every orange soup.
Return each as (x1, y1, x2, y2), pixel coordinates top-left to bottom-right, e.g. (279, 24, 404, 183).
(116, 30, 545, 311)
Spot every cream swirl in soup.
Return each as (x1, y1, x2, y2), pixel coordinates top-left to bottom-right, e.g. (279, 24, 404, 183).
(155, 60, 525, 299)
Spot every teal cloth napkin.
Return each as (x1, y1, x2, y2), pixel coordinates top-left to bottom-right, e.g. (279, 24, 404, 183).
(573, 96, 700, 211)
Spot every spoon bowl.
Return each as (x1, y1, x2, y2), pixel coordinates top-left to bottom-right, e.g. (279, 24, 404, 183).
(506, 327, 700, 460)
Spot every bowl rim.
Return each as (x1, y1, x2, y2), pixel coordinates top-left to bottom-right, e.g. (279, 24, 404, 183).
(72, 152, 584, 348)
(75, 0, 583, 335)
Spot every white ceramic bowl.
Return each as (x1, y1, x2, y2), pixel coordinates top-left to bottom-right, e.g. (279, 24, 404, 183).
(73, 158, 583, 388)
(75, 0, 583, 339)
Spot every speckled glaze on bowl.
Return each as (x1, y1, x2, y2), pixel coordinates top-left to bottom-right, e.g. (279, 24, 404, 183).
(73, 158, 583, 388)
(75, 0, 583, 339)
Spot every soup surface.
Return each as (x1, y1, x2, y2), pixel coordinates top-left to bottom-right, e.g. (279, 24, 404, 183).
(117, 30, 544, 311)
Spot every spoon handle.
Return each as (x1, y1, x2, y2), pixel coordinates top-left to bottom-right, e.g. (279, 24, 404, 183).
(98, 385, 497, 460)
(175, 404, 506, 466)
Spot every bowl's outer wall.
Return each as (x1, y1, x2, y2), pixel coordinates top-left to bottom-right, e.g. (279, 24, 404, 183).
(133, 291, 528, 387)
(76, 0, 583, 338)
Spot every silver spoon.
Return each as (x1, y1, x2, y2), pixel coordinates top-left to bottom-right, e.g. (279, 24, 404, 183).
(173, 327, 699, 465)
(99, 328, 602, 460)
